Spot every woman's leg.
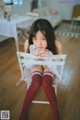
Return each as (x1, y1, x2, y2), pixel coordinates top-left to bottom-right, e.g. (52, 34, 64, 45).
(42, 71, 59, 120)
(19, 71, 42, 120)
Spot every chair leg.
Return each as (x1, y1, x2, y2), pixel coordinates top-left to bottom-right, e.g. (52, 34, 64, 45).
(16, 77, 23, 86)
(52, 85, 57, 95)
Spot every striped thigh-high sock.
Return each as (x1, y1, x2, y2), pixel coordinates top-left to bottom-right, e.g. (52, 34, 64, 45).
(19, 71, 42, 120)
(42, 71, 59, 120)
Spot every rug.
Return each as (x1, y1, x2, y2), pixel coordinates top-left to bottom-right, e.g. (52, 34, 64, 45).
(55, 24, 80, 38)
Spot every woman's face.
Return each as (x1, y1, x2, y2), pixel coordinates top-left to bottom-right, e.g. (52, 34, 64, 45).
(32, 31, 47, 50)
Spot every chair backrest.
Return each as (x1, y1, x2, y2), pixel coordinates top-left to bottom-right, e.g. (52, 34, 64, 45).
(17, 52, 67, 82)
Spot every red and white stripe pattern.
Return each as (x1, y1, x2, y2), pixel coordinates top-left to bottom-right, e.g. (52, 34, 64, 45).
(43, 71, 54, 78)
(31, 71, 54, 78)
(31, 71, 42, 78)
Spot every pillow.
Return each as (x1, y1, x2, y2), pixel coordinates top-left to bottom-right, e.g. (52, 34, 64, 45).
(49, 9, 58, 15)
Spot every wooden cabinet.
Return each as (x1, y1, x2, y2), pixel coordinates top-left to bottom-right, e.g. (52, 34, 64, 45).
(72, 5, 80, 18)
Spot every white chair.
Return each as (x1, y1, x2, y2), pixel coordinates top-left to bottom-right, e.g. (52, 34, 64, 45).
(16, 52, 67, 104)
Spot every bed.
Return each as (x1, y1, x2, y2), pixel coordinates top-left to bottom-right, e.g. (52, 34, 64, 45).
(32, 7, 63, 28)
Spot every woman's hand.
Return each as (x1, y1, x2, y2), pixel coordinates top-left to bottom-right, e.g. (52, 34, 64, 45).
(32, 49, 41, 56)
(32, 49, 49, 57)
(40, 50, 49, 57)
(32, 49, 50, 71)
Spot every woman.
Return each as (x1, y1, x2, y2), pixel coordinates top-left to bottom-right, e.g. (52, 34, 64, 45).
(19, 19, 62, 120)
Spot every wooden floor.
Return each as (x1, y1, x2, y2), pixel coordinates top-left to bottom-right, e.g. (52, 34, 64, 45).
(0, 36, 80, 120)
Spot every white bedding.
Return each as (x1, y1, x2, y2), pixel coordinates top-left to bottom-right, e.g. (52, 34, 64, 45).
(33, 7, 63, 28)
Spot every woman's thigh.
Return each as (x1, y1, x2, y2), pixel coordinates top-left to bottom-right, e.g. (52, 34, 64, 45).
(43, 65, 52, 72)
(31, 65, 43, 73)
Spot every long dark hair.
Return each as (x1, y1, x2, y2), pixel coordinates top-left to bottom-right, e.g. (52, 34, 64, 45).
(29, 19, 58, 54)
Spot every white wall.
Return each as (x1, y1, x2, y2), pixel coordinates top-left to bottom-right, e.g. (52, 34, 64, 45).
(0, 0, 78, 20)
(47, 0, 77, 20)
(0, 0, 32, 16)
(11, 0, 51, 16)
(0, 1, 4, 16)
(28, 0, 78, 20)
(11, 0, 32, 15)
